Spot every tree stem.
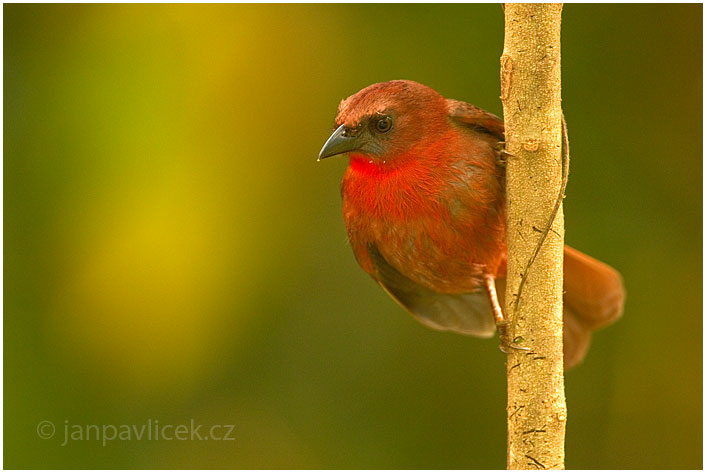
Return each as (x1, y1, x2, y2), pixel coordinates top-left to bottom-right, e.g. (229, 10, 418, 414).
(500, 3, 566, 470)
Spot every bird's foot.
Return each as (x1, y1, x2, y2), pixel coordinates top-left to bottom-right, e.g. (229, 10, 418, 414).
(497, 320, 531, 353)
(494, 141, 513, 167)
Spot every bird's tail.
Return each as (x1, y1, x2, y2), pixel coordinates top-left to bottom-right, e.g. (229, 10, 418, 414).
(562, 245, 625, 367)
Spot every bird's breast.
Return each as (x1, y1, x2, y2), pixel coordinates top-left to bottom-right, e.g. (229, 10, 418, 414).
(341, 158, 506, 293)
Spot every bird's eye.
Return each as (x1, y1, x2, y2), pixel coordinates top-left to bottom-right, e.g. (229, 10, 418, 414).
(374, 115, 393, 133)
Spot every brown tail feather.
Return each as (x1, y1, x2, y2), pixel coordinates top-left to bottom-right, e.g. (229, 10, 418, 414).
(563, 245, 625, 331)
(562, 307, 593, 368)
(561, 245, 625, 368)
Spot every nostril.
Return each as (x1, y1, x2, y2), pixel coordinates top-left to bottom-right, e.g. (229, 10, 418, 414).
(343, 125, 361, 137)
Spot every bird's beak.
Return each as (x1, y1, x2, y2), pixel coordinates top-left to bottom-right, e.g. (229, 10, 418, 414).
(318, 124, 363, 161)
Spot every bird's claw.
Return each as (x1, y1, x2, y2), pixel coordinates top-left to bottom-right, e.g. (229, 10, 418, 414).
(495, 147, 513, 167)
(499, 340, 531, 353)
(496, 321, 531, 354)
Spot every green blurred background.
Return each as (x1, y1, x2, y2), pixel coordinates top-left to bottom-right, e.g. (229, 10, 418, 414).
(4, 4, 702, 469)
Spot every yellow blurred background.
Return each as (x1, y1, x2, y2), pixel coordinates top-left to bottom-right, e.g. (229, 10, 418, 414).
(5, 4, 702, 469)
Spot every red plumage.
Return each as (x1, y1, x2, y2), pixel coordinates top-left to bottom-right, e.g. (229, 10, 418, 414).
(320, 80, 624, 368)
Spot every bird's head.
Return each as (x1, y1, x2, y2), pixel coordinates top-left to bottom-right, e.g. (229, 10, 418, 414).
(318, 80, 449, 164)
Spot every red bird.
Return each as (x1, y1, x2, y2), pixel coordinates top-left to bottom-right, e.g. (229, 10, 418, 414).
(319, 80, 624, 367)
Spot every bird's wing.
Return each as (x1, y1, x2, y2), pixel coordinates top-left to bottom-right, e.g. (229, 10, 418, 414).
(446, 99, 505, 140)
(367, 244, 496, 338)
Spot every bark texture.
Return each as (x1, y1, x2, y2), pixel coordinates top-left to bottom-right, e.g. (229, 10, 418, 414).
(500, 4, 567, 470)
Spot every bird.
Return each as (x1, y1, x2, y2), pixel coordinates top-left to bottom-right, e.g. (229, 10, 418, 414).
(318, 80, 624, 368)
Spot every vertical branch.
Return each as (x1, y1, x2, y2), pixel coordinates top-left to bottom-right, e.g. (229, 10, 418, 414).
(500, 4, 566, 470)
